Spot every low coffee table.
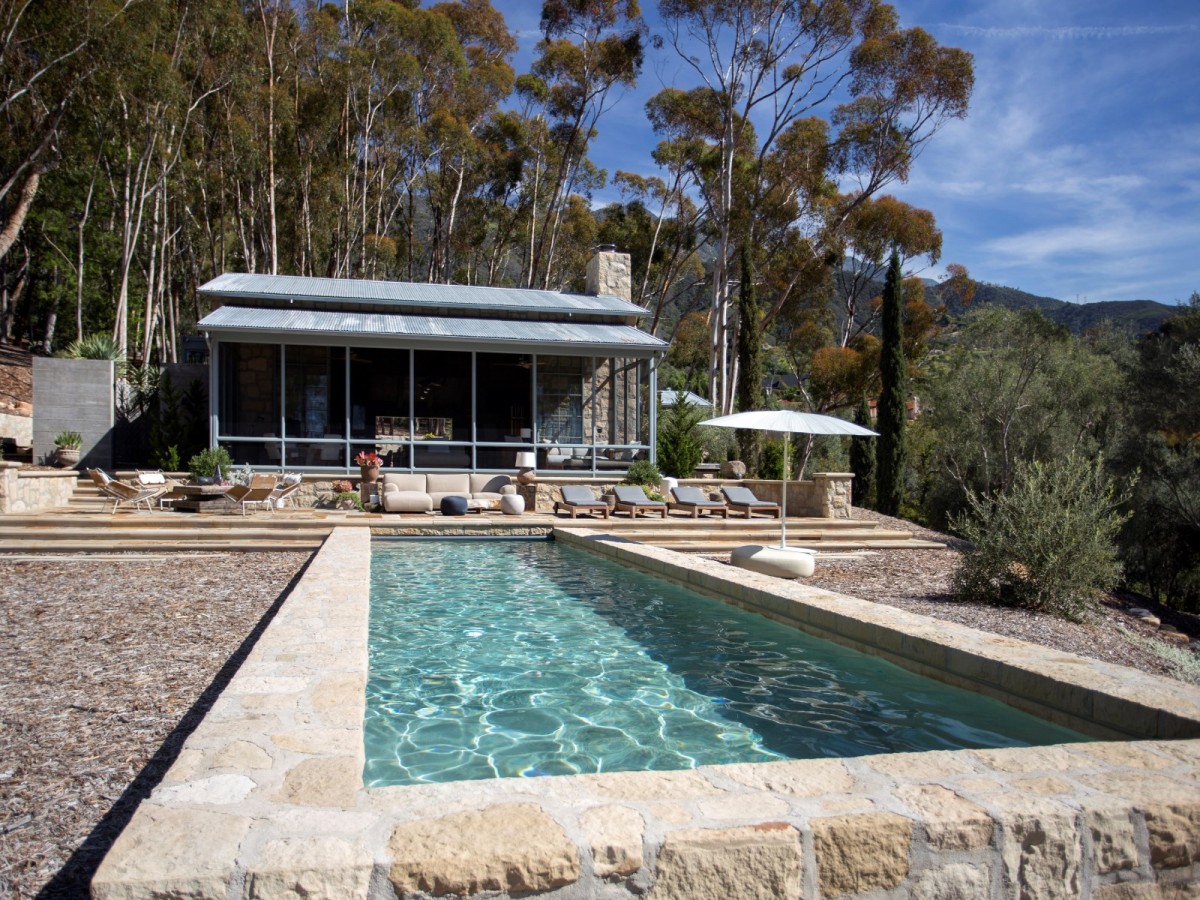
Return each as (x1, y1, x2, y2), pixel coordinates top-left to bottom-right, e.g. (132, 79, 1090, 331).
(466, 498, 501, 514)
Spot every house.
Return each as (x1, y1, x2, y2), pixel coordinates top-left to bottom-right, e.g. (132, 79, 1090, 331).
(658, 389, 712, 408)
(197, 250, 666, 475)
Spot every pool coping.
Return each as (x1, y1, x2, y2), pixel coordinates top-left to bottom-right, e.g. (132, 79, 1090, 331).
(91, 527, 1200, 899)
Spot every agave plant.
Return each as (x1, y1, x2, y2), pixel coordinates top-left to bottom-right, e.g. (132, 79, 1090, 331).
(61, 333, 127, 375)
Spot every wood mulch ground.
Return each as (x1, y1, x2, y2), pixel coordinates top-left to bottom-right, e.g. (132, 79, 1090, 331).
(2, 516, 1197, 897)
(0, 552, 312, 899)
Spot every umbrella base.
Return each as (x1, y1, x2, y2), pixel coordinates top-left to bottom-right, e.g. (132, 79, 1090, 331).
(730, 544, 816, 579)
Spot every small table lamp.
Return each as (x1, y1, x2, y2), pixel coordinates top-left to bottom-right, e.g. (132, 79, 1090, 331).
(515, 451, 537, 485)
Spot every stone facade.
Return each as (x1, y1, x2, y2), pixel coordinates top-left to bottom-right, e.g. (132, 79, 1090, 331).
(0, 462, 78, 513)
(585, 249, 633, 302)
(92, 526, 1200, 899)
(743, 473, 855, 518)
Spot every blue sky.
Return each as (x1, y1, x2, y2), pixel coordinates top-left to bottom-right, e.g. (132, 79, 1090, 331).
(492, 0, 1200, 305)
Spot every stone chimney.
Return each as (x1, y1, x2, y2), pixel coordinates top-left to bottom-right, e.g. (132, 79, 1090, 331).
(586, 245, 632, 301)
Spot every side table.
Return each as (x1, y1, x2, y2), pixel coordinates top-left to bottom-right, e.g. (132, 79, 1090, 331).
(516, 483, 537, 513)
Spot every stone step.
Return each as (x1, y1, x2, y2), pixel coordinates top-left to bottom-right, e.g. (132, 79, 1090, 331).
(0, 515, 337, 532)
(0, 525, 331, 542)
(0, 539, 324, 553)
(641, 538, 947, 552)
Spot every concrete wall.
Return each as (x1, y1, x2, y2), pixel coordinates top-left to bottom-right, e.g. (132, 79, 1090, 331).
(32, 357, 114, 469)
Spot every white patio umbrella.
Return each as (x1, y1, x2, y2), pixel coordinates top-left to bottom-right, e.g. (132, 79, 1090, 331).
(699, 409, 878, 548)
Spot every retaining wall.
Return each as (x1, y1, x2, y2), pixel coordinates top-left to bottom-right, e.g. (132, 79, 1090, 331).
(0, 462, 79, 513)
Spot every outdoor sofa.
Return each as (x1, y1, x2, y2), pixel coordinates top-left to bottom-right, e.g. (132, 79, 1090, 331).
(381, 473, 515, 514)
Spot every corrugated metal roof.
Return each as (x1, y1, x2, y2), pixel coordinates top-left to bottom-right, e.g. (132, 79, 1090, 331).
(199, 272, 646, 318)
(659, 389, 713, 407)
(199, 306, 666, 353)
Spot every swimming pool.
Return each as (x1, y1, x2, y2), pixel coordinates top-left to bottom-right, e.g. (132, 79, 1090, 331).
(364, 539, 1087, 786)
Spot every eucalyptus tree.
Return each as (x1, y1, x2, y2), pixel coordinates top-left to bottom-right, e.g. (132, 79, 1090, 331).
(654, 0, 973, 414)
(524, 0, 644, 289)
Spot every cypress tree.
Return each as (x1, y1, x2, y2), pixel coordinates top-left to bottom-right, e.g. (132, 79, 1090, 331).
(849, 394, 876, 509)
(876, 248, 907, 516)
(735, 242, 764, 472)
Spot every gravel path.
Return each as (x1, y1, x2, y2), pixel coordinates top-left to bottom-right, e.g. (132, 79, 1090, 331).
(0, 552, 311, 899)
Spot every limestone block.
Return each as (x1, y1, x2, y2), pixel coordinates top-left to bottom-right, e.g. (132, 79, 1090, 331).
(580, 805, 644, 878)
(387, 803, 579, 896)
(276, 756, 360, 808)
(648, 823, 802, 900)
(911, 862, 991, 900)
(91, 805, 250, 900)
(812, 811, 913, 896)
(896, 784, 993, 851)
(1093, 882, 1164, 899)
(213, 740, 274, 771)
(697, 793, 790, 821)
(994, 797, 1082, 898)
(723, 759, 853, 797)
(865, 750, 974, 779)
(1087, 805, 1139, 874)
(589, 769, 724, 800)
(245, 836, 372, 900)
(1145, 801, 1200, 869)
(310, 673, 366, 728)
(271, 728, 360, 755)
(154, 773, 258, 805)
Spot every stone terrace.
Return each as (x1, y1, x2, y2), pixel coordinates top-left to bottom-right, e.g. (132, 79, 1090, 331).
(90, 527, 1200, 899)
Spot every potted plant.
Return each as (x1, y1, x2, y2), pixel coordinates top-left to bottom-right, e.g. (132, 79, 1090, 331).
(354, 450, 382, 484)
(330, 479, 362, 510)
(53, 431, 82, 468)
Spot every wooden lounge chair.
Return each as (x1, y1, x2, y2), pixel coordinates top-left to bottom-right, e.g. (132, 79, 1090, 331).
(668, 485, 728, 518)
(612, 485, 668, 518)
(224, 473, 279, 515)
(554, 485, 609, 519)
(89, 468, 161, 513)
(136, 470, 180, 509)
(271, 477, 304, 509)
(721, 485, 781, 518)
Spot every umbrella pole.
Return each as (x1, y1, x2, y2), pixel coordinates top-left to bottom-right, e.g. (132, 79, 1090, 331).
(781, 432, 789, 548)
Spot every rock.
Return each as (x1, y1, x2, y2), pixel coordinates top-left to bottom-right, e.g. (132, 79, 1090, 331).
(994, 797, 1082, 898)
(91, 805, 249, 900)
(246, 836, 372, 899)
(1145, 800, 1200, 869)
(387, 803, 579, 896)
(1087, 806, 1139, 875)
(1128, 608, 1152, 617)
(811, 812, 912, 896)
(275, 757, 360, 809)
(720, 460, 747, 479)
(648, 823, 801, 900)
(896, 785, 993, 851)
(910, 862, 991, 899)
(1141, 615, 1162, 627)
(1092, 884, 1164, 899)
(580, 805, 644, 878)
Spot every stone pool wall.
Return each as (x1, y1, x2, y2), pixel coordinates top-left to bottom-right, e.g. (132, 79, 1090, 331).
(91, 527, 1200, 899)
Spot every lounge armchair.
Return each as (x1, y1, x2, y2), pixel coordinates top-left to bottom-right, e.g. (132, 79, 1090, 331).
(554, 485, 610, 519)
(668, 486, 728, 518)
(224, 474, 278, 515)
(89, 468, 161, 513)
(721, 485, 780, 519)
(270, 476, 304, 510)
(136, 470, 180, 509)
(612, 485, 668, 519)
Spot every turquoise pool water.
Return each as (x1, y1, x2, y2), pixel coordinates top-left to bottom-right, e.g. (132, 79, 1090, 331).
(364, 540, 1087, 786)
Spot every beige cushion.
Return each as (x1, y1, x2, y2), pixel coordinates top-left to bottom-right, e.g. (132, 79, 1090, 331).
(383, 473, 426, 492)
(470, 474, 515, 497)
(426, 473, 470, 495)
(382, 491, 432, 513)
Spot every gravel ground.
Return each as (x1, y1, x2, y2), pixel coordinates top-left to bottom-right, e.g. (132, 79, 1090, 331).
(1, 520, 1196, 897)
(0, 552, 312, 899)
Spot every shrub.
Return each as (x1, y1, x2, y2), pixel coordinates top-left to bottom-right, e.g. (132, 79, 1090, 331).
(54, 431, 82, 450)
(758, 440, 784, 480)
(333, 490, 363, 510)
(331, 479, 354, 494)
(656, 399, 705, 478)
(188, 446, 234, 482)
(951, 454, 1132, 621)
(623, 459, 662, 487)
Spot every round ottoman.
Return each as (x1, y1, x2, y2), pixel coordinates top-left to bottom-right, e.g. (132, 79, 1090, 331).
(500, 494, 525, 516)
(440, 495, 468, 516)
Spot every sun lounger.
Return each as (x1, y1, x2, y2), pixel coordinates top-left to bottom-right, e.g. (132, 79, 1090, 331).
(271, 477, 304, 509)
(612, 485, 668, 518)
(89, 468, 161, 513)
(721, 485, 781, 518)
(668, 486, 728, 518)
(136, 470, 180, 509)
(224, 473, 279, 515)
(554, 485, 610, 519)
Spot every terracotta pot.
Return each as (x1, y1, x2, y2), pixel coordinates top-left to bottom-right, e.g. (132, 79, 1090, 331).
(359, 464, 381, 483)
